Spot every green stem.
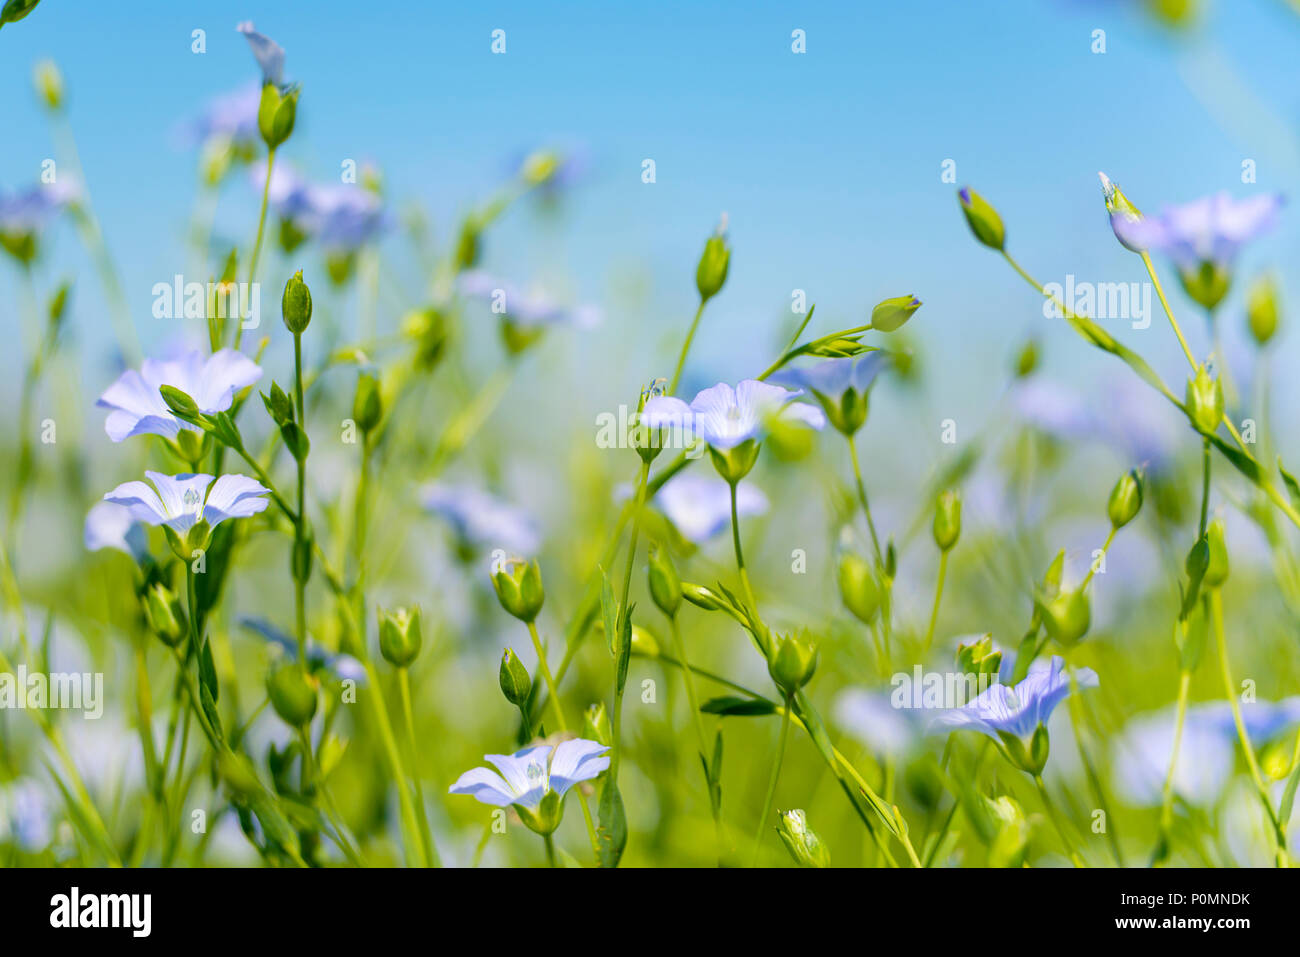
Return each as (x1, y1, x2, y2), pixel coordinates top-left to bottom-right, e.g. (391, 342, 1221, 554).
(1033, 773, 1083, 867)
(1081, 527, 1116, 590)
(236, 146, 275, 350)
(1140, 251, 1198, 369)
(750, 695, 792, 863)
(669, 299, 707, 395)
(398, 668, 438, 867)
(922, 550, 948, 655)
(667, 614, 722, 847)
(544, 832, 558, 868)
(1156, 668, 1192, 854)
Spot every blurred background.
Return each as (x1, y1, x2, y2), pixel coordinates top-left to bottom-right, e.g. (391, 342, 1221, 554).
(1, 0, 1299, 867)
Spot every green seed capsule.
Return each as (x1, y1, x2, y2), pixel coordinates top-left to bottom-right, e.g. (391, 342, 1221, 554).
(1247, 274, 1280, 346)
(958, 187, 1005, 251)
(1040, 588, 1091, 645)
(837, 550, 881, 625)
(267, 663, 319, 727)
(378, 607, 423, 668)
(1106, 468, 1144, 529)
(695, 222, 730, 302)
(492, 559, 545, 623)
(281, 270, 313, 334)
(498, 647, 531, 707)
(933, 489, 961, 551)
(870, 294, 921, 333)
(768, 632, 818, 696)
(647, 543, 682, 618)
(1185, 364, 1224, 435)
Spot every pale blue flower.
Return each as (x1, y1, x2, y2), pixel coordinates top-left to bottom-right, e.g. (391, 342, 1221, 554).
(1115, 192, 1284, 270)
(931, 656, 1098, 741)
(449, 739, 610, 809)
(236, 21, 285, 86)
(769, 353, 887, 400)
(104, 471, 269, 534)
(0, 780, 52, 852)
(1110, 706, 1232, 807)
(240, 617, 366, 684)
(421, 483, 540, 555)
(83, 501, 149, 561)
(0, 180, 77, 238)
(253, 161, 389, 253)
(1188, 696, 1300, 744)
(652, 473, 767, 543)
(96, 349, 262, 442)
(181, 83, 261, 147)
(459, 271, 601, 329)
(833, 689, 921, 758)
(641, 379, 825, 451)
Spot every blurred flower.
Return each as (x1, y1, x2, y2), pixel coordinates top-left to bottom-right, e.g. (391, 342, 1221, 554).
(1123, 192, 1283, 272)
(104, 471, 269, 534)
(421, 483, 540, 555)
(650, 473, 767, 543)
(1110, 706, 1231, 807)
(931, 656, 1098, 741)
(459, 270, 601, 329)
(834, 688, 921, 758)
(253, 161, 389, 253)
(513, 145, 589, 192)
(83, 501, 149, 560)
(236, 21, 285, 86)
(1189, 697, 1300, 743)
(96, 349, 261, 442)
(769, 353, 887, 435)
(0, 180, 78, 261)
(0, 780, 52, 853)
(180, 83, 261, 148)
(1011, 379, 1099, 439)
(240, 617, 366, 684)
(641, 379, 825, 451)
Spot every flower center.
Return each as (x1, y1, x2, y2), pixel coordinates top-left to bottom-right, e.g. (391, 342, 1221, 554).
(182, 487, 203, 519)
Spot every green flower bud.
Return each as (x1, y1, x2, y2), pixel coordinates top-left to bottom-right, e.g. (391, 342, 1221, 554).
(144, 583, 186, 647)
(813, 383, 869, 437)
(695, 217, 730, 301)
(1013, 339, 1039, 379)
(1098, 172, 1148, 253)
(278, 215, 308, 253)
(159, 384, 200, 419)
(987, 798, 1030, 868)
(775, 808, 830, 868)
(955, 634, 1002, 678)
(681, 582, 724, 611)
(768, 632, 818, 696)
(455, 217, 481, 271)
(257, 82, 299, 150)
(1203, 517, 1229, 588)
(708, 440, 760, 485)
(492, 558, 545, 623)
(1178, 261, 1231, 312)
(995, 722, 1049, 775)
(267, 663, 319, 727)
(1106, 468, 1144, 529)
(1040, 587, 1090, 645)
(647, 543, 682, 618)
(1247, 274, 1280, 347)
(32, 58, 62, 110)
(1185, 364, 1224, 434)
(260, 380, 295, 427)
(870, 294, 921, 333)
(352, 372, 383, 435)
(378, 606, 423, 668)
(498, 647, 531, 707)
(282, 270, 313, 334)
(837, 549, 881, 625)
(957, 187, 1005, 251)
(402, 306, 449, 371)
(584, 702, 612, 747)
(932, 489, 961, 551)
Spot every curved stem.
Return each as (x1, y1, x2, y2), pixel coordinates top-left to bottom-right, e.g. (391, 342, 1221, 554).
(750, 696, 792, 863)
(1033, 773, 1083, 867)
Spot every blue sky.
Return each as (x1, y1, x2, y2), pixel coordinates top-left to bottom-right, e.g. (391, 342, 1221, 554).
(3, 0, 1298, 422)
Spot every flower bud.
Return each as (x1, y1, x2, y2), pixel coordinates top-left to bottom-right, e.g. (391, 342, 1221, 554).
(1097, 172, 1147, 253)
(1203, 517, 1229, 588)
(1247, 274, 1280, 347)
(1179, 261, 1231, 312)
(681, 582, 724, 611)
(257, 82, 299, 150)
(957, 187, 1005, 251)
(1185, 364, 1224, 434)
(402, 306, 449, 371)
(352, 372, 383, 435)
(159, 384, 200, 419)
(378, 606, 422, 668)
(768, 632, 818, 696)
(837, 549, 881, 625)
(708, 440, 760, 485)
(492, 558, 545, 623)
(1106, 468, 1144, 529)
(955, 634, 1002, 678)
(1040, 588, 1090, 645)
(261, 380, 294, 427)
(647, 543, 682, 618)
(775, 808, 830, 868)
(32, 58, 62, 111)
(144, 583, 186, 647)
(267, 663, 319, 727)
(584, 702, 612, 747)
(282, 270, 313, 334)
(695, 217, 730, 301)
(870, 294, 921, 333)
(498, 647, 531, 707)
(1013, 338, 1039, 379)
(932, 489, 961, 552)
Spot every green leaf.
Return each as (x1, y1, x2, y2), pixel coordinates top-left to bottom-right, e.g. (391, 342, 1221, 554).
(599, 566, 618, 659)
(198, 638, 219, 703)
(596, 776, 627, 868)
(699, 696, 776, 717)
(1279, 459, 1300, 511)
(200, 682, 224, 745)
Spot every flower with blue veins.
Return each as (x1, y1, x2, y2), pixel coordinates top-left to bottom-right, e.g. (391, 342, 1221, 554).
(651, 473, 768, 544)
(83, 501, 150, 562)
(931, 656, 1098, 773)
(97, 349, 262, 443)
(236, 21, 285, 87)
(640, 379, 825, 483)
(769, 352, 888, 435)
(449, 739, 610, 834)
(421, 482, 541, 557)
(103, 471, 269, 556)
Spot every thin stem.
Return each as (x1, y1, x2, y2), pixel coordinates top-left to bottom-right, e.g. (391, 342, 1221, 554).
(1156, 668, 1192, 853)
(750, 695, 792, 863)
(922, 550, 948, 655)
(669, 299, 707, 395)
(544, 833, 558, 868)
(1081, 527, 1116, 590)
(848, 434, 883, 564)
(1033, 773, 1083, 867)
(1209, 589, 1289, 866)
(1140, 251, 1198, 369)
(728, 480, 762, 647)
(667, 615, 721, 845)
(236, 146, 275, 350)
(399, 668, 438, 867)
